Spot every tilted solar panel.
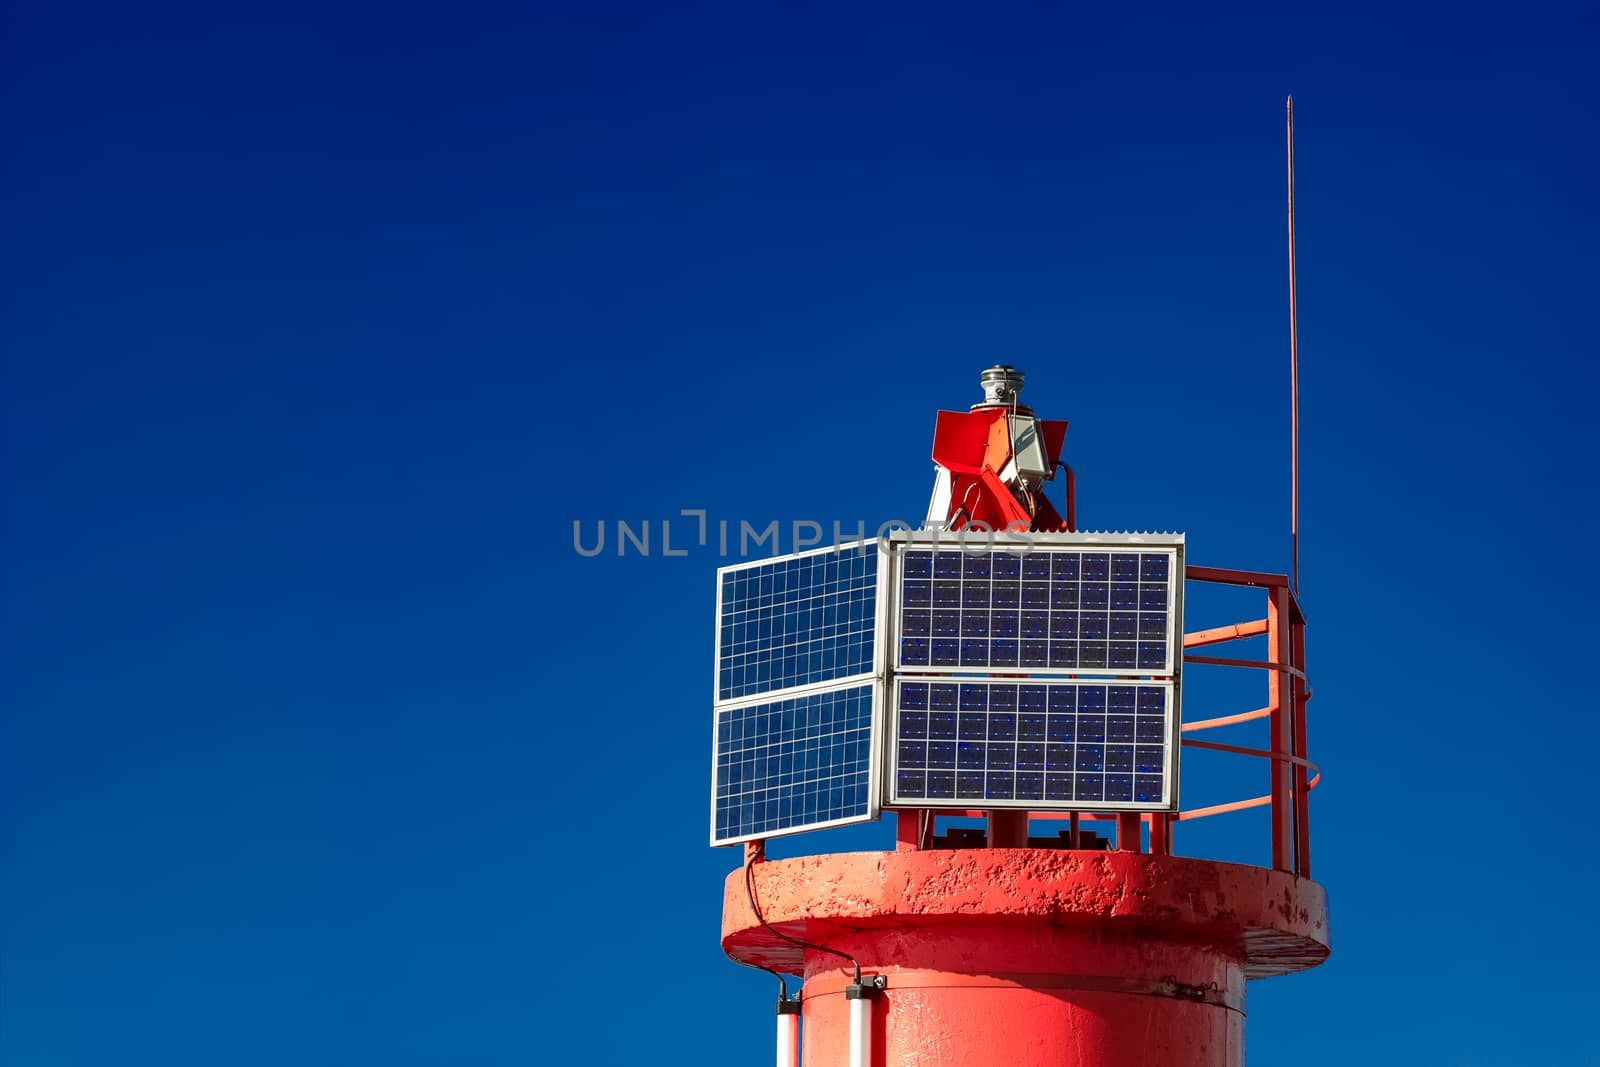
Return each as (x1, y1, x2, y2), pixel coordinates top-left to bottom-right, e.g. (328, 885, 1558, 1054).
(713, 684, 875, 843)
(717, 545, 878, 702)
(711, 542, 886, 845)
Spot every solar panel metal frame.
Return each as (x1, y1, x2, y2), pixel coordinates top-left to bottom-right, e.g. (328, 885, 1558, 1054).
(888, 530, 1185, 678)
(883, 530, 1184, 813)
(709, 539, 892, 846)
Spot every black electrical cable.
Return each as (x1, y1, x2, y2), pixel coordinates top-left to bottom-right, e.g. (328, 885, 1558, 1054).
(1053, 458, 1077, 531)
(744, 852, 861, 984)
(722, 950, 791, 1003)
(720, 871, 792, 1002)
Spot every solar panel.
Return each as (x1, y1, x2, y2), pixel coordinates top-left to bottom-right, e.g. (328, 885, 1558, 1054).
(713, 684, 875, 843)
(711, 533, 1183, 844)
(716, 545, 880, 702)
(711, 542, 886, 845)
(886, 532, 1184, 813)
(889, 678, 1175, 809)
(895, 543, 1179, 676)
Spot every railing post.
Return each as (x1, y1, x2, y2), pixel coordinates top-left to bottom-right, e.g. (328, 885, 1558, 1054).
(1291, 613, 1311, 877)
(987, 810, 1029, 848)
(1150, 813, 1172, 855)
(896, 810, 924, 851)
(1268, 587, 1294, 871)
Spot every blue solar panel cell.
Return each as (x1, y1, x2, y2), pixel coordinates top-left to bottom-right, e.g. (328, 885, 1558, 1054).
(895, 545, 1177, 677)
(892, 679, 1173, 809)
(717, 547, 878, 702)
(712, 684, 874, 843)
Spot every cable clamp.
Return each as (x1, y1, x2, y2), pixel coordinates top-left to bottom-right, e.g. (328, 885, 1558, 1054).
(845, 975, 887, 1000)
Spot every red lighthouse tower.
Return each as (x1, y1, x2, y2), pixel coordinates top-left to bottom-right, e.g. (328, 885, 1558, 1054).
(714, 366, 1326, 1066)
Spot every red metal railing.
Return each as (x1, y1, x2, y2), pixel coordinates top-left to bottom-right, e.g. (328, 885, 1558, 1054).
(1179, 565, 1314, 876)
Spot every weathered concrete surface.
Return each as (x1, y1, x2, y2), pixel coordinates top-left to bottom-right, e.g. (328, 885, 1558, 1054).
(722, 849, 1329, 1067)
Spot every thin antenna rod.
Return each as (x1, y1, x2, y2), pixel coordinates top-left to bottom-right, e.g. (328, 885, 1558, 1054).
(1286, 95, 1300, 596)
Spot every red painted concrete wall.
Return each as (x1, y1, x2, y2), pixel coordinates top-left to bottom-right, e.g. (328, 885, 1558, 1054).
(723, 849, 1328, 1067)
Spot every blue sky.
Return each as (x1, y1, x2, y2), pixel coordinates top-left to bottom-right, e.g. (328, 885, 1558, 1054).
(3, 6, 1597, 1065)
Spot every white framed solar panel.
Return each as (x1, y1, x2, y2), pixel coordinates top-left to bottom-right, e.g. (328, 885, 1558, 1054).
(887, 678, 1178, 812)
(710, 540, 891, 846)
(888, 531, 1184, 679)
(714, 540, 884, 704)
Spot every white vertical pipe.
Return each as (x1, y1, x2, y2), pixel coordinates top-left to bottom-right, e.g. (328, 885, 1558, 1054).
(775, 1001, 800, 1067)
(847, 992, 871, 1067)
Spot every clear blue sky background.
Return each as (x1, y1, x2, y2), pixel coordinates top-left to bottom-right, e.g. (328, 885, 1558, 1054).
(4, 6, 1597, 1065)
